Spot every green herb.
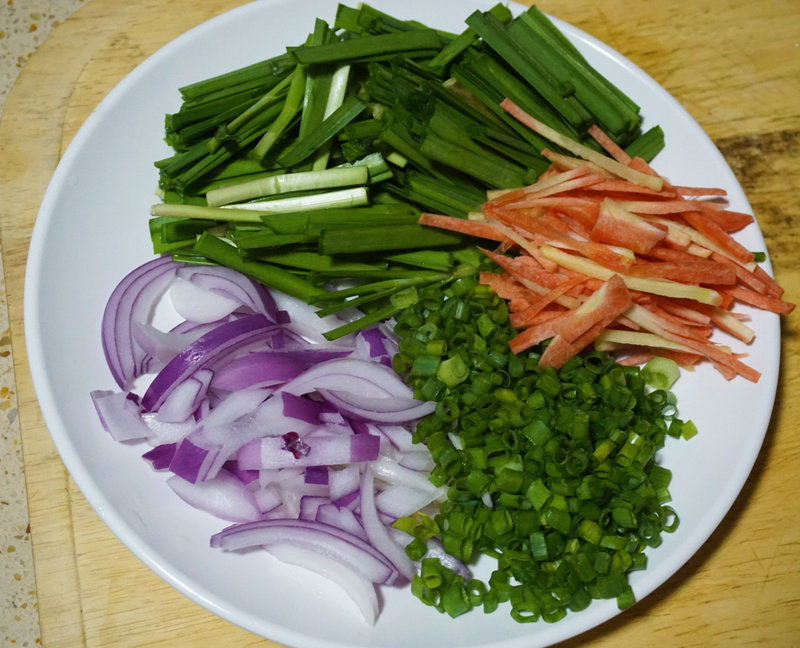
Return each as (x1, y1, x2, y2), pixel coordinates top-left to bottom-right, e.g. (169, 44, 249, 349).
(393, 262, 690, 622)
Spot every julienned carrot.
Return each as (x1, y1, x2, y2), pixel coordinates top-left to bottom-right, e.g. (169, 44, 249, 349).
(587, 124, 632, 164)
(417, 107, 794, 381)
(680, 211, 754, 264)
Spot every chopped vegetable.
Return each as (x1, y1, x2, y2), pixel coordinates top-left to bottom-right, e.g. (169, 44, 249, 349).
(93, 256, 452, 625)
(390, 263, 687, 621)
(417, 102, 794, 380)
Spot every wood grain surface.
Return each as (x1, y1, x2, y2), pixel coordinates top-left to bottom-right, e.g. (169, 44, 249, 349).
(0, 0, 797, 646)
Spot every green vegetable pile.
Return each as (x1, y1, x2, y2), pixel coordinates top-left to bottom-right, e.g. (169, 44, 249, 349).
(150, 2, 665, 341)
(392, 257, 695, 622)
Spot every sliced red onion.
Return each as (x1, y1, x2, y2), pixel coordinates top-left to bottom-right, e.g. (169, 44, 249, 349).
(131, 321, 217, 371)
(142, 443, 177, 470)
(317, 389, 435, 424)
(155, 368, 213, 423)
(375, 483, 447, 520)
(270, 289, 355, 344)
(359, 467, 415, 580)
(376, 424, 416, 452)
(101, 255, 178, 389)
(141, 413, 197, 445)
(373, 455, 441, 494)
(314, 503, 368, 541)
(169, 276, 242, 324)
(209, 518, 399, 585)
(278, 357, 415, 400)
(304, 465, 329, 485)
(281, 392, 325, 426)
(398, 450, 436, 473)
(176, 263, 282, 323)
(93, 257, 453, 625)
(141, 314, 277, 412)
(167, 470, 263, 523)
(253, 484, 283, 514)
(328, 464, 362, 504)
(266, 542, 379, 625)
(90, 389, 151, 442)
(209, 348, 350, 392)
(299, 495, 330, 521)
(169, 435, 219, 483)
(237, 433, 380, 470)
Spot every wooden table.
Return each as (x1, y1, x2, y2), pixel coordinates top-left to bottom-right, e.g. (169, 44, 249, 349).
(1, 0, 797, 646)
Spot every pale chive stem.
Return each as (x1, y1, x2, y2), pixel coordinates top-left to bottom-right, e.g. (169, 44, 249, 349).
(312, 64, 352, 170)
(252, 64, 308, 161)
(206, 166, 369, 206)
(219, 186, 369, 214)
(150, 203, 266, 223)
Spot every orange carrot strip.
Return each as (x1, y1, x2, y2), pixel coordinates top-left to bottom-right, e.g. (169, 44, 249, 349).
(590, 199, 668, 254)
(551, 274, 632, 344)
(582, 179, 665, 196)
(722, 285, 796, 314)
(654, 299, 712, 326)
(707, 251, 771, 294)
(540, 149, 615, 177)
(616, 350, 702, 369)
(508, 312, 570, 355)
(681, 211, 755, 264)
(625, 259, 737, 285)
(479, 272, 539, 303)
(417, 212, 507, 242)
(619, 199, 721, 215)
(487, 166, 594, 207)
(500, 98, 664, 191)
(671, 185, 728, 197)
(508, 275, 588, 329)
(640, 303, 712, 341)
(625, 304, 761, 382)
(539, 318, 611, 370)
(588, 124, 632, 164)
(752, 265, 785, 298)
(702, 209, 753, 233)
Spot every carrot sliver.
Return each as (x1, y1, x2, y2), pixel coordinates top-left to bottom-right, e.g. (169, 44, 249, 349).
(626, 259, 737, 285)
(508, 312, 570, 355)
(723, 285, 796, 314)
(625, 303, 761, 382)
(500, 98, 664, 191)
(590, 199, 668, 254)
(588, 124, 632, 164)
(752, 265, 784, 298)
(509, 275, 588, 328)
(671, 185, 728, 197)
(418, 212, 507, 242)
(552, 273, 632, 344)
(681, 211, 754, 264)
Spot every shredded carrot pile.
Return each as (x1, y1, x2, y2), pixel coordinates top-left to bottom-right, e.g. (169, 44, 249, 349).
(417, 99, 795, 382)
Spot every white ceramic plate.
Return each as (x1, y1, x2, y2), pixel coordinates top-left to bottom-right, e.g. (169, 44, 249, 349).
(24, 1, 780, 646)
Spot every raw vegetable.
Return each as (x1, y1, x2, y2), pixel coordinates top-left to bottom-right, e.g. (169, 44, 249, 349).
(92, 257, 451, 625)
(149, 3, 662, 341)
(415, 101, 794, 380)
(389, 261, 688, 621)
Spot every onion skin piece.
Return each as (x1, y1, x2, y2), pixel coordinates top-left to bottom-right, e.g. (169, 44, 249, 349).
(101, 256, 178, 389)
(167, 471, 263, 523)
(209, 518, 400, 585)
(266, 542, 380, 625)
(141, 313, 277, 412)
